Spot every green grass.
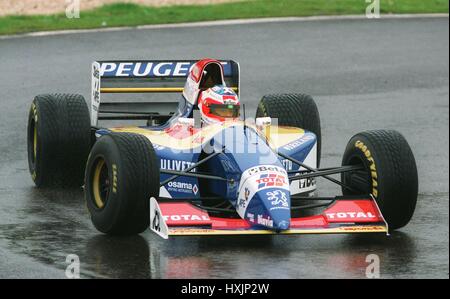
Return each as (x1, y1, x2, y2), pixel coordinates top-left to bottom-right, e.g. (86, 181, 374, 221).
(0, 0, 448, 36)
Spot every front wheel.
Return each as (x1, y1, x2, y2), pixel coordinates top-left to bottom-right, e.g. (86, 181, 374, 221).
(341, 130, 418, 230)
(85, 133, 160, 235)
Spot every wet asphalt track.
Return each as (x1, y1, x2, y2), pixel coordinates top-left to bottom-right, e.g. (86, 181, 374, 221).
(0, 17, 448, 279)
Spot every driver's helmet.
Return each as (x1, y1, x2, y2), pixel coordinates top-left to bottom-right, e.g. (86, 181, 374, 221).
(198, 85, 240, 125)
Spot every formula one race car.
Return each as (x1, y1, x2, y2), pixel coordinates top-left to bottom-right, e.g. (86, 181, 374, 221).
(26, 58, 418, 238)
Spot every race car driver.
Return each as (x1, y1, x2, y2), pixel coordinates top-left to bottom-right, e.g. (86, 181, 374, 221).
(178, 58, 240, 126)
(197, 85, 240, 125)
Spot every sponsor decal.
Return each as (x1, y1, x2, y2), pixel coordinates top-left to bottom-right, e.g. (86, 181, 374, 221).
(112, 164, 118, 193)
(247, 165, 286, 176)
(239, 198, 247, 208)
(100, 61, 231, 78)
(91, 62, 101, 126)
(167, 181, 192, 189)
(340, 226, 386, 232)
(257, 215, 274, 228)
(281, 161, 315, 190)
(166, 181, 198, 195)
(238, 188, 250, 209)
(283, 134, 315, 151)
(299, 178, 315, 189)
(256, 173, 287, 189)
(354, 140, 378, 197)
(326, 212, 376, 219)
(163, 214, 210, 222)
(237, 187, 251, 215)
(244, 188, 250, 200)
(160, 159, 196, 172)
(266, 190, 289, 210)
(192, 184, 199, 195)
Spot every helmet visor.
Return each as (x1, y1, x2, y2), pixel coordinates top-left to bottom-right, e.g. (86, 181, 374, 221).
(209, 104, 240, 118)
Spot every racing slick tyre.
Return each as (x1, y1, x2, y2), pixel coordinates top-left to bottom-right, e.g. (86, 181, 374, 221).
(341, 130, 418, 230)
(27, 94, 91, 188)
(85, 133, 160, 235)
(256, 94, 322, 166)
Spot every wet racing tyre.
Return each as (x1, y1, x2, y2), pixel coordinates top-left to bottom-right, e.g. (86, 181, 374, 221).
(85, 133, 160, 235)
(341, 130, 418, 230)
(27, 94, 91, 188)
(256, 94, 322, 166)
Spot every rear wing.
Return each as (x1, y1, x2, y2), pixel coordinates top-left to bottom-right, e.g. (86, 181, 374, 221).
(91, 60, 240, 126)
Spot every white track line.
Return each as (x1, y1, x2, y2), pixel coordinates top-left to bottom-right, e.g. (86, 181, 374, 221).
(0, 13, 448, 40)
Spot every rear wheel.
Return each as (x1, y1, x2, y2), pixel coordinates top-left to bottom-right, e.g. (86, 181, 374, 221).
(256, 94, 321, 166)
(85, 133, 160, 235)
(27, 94, 91, 188)
(341, 130, 418, 230)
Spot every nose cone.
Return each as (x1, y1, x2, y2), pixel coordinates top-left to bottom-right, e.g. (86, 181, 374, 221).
(244, 188, 291, 232)
(275, 220, 290, 232)
(236, 165, 291, 232)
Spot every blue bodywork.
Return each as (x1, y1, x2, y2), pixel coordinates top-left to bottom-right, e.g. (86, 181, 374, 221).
(96, 97, 317, 231)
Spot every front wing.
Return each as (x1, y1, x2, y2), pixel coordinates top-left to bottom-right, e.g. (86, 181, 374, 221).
(149, 197, 388, 238)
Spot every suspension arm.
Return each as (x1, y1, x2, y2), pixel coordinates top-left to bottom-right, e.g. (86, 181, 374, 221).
(278, 152, 360, 193)
(160, 169, 229, 182)
(289, 165, 364, 181)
